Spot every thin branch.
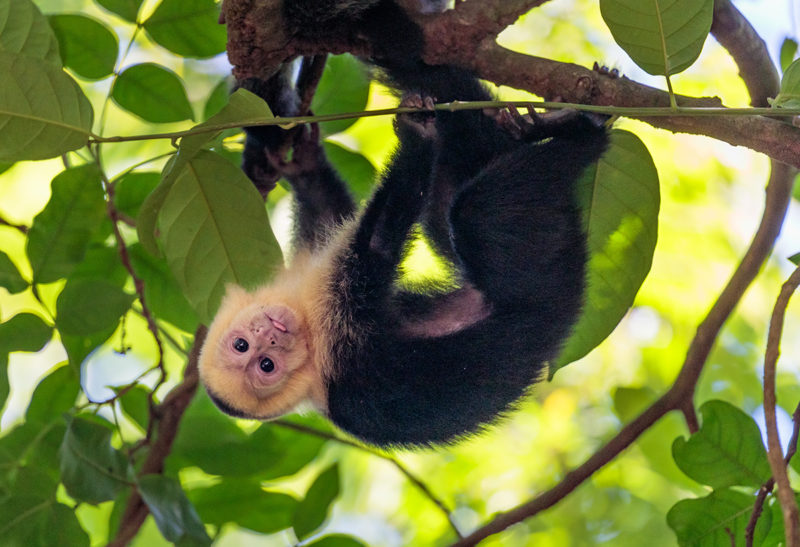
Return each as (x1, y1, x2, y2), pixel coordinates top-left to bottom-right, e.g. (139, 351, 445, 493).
(273, 420, 463, 539)
(762, 266, 800, 546)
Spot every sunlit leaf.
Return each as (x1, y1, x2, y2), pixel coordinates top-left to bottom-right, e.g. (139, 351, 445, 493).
(137, 474, 212, 546)
(555, 130, 659, 371)
(672, 400, 771, 488)
(188, 479, 298, 534)
(772, 58, 800, 109)
(112, 63, 194, 123)
(95, 0, 144, 23)
(26, 164, 106, 284)
(25, 365, 80, 423)
(0, 498, 89, 547)
(293, 463, 341, 540)
(142, 0, 226, 59)
(0, 0, 60, 64)
(157, 150, 282, 322)
(312, 54, 370, 136)
(599, 0, 713, 76)
(47, 14, 117, 80)
(781, 38, 799, 73)
(55, 278, 134, 336)
(323, 141, 376, 200)
(305, 536, 367, 547)
(667, 488, 771, 546)
(0, 52, 93, 162)
(59, 415, 131, 504)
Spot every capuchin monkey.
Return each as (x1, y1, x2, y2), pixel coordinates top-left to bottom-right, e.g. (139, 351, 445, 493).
(199, 0, 610, 446)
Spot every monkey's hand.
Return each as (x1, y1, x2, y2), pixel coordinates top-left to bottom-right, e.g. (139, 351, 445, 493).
(394, 93, 437, 141)
(495, 107, 609, 142)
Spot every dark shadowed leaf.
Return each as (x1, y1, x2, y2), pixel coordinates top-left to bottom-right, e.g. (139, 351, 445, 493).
(188, 479, 298, 534)
(142, 0, 226, 59)
(0, 498, 89, 547)
(672, 400, 771, 488)
(0, 52, 93, 162)
(48, 14, 117, 80)
(156, 150, 282, 322)
(293, 463, 341, 540)
(554, 130, 659, 372)
(68, 243, 128, 287)
(204, 77, 231, 120)
(25, 365, 80, 423)
(61, 328, 116, 371)
(0, 420, 66, 484)
(128, 243, 199, 332)
(0, 251, 27, 294)
(95, 0, 144, 23)
(0, 355, 6, 413)
(113, 171, 161, 218)
(112, 63, 194, 123)
(118, 384, 151, 431)
(26, 164, 106, 284)
(1, 0, 60, 63)
(0, 313, 52, 353)
(56, 278, 133, 336)
(59, 415, 131, 504)
(600, 0, 713, 76)
(323, 141, 376, 200)
(667, 489, 771, 546)
(137, 474, 212, 546)
(312, 54, 371, 136)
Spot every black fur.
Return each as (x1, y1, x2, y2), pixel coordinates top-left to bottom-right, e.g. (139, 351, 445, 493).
(241, 0, 609, 446)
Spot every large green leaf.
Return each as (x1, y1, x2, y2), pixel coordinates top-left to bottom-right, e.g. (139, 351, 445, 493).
(312, 54, 371, 136)
(323, 141, 376, 200)
(26, 164, 106, 284)
(667, 488, 771, 546)
(0, 251, 27, 294)
(47, 14, 117, 80)
(59, 415, 131, 504)
(293, 463, 341, 540)
(0, 313, 52, 353)
(25, 365, 80, 423)
(188, 479, 298, 534)
(112, 63, 194, 123)
(672, 400, 771, 489)
(0, 0, 60, 64)
(554, 130, 659, 371)
(0, 498, 89, 547)
(55, 278, 134, 336)
(95, 0, 144, 23)
(137, 474, 212, 546)
(599, 0, 713, 76)
(0, 52, 93, 161)
(157, 150, 282, 322)
(142, 0, 226, 59)
(113, 171, 160, 218)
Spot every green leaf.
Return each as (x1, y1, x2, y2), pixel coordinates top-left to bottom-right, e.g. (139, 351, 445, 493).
(0, 498, 89, 547)
(323, 141, 376, 200)
(0, 51, 93, 162)
(672, 400, 771, 489)
(188, 479, 298, 534)
(26, 365, 80, 423)
(204, 77, 231, 120)
(0, 420, 66, 481)
(61, 329, 116, 371)
(0, 0, 60, 64)
(128, 243, 199, 332)
(312, 54, 370, 136)
(0, 313, 52, 352)
(112, 63, 194, 123)
(47, 14, 118, 80)
(26, 164, 106, 284)
(137, 162, 176, 256)
(118, 384, 151, 430)
(599, 0, 713, 76)
(772, 58, 800, 109)
(0, 162, 13, 174)
(0, 354, 7, 414)
(781, 38, 799, 73)
(305, 536, 367, 547)
(59, 415, 131, 504)
(157, 150, 282, 322)
(95, 0, 144, 23)
(68, 243, 128, 287)
(554, 130, 659, 371)
(293, 463, 341, 540)
(169, 392, 326, 479)
(0, 251, 27, 293)
(667, 489, 771, 546)
(142, 0, 226, 59)
(55, 278, 133, 336)
(113, 171, 161, 218)
(137, 474, 212, 546)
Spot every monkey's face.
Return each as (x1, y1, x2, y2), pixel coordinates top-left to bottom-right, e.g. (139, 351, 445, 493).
(199, 285, 317, 420)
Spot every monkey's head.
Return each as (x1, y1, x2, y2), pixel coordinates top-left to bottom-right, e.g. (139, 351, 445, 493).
(198, 284, 320, 420)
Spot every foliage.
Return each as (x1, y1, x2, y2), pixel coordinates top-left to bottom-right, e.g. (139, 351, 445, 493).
(0, 0, 799, 545)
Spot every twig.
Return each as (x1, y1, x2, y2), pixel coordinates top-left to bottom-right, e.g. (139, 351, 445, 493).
(762, 266, 800, 546)
(273, 419, 463, 539)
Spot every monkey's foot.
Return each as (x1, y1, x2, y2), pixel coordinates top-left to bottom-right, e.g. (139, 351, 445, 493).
(395, 93, 437, 140)
(593, 61, 620, 79)
(497, 106, 609, 141)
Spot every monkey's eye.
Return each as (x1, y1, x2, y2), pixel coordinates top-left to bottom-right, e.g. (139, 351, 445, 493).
(233, 338, 249, 353)
(259, 357, 275, 373)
